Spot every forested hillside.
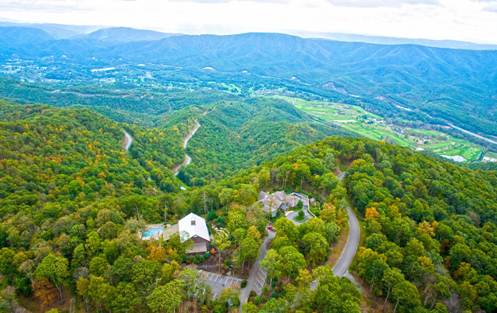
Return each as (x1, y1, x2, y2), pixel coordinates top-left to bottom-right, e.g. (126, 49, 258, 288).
(340, 139, 497, 313)
(1, 100, 497, 312)
(0, 101, 184, 217)
(171, 98, 350, 185)
(0, 77, 240, 127)
(173, 137, 497, 312)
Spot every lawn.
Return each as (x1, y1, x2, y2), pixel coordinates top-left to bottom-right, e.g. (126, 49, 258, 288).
(425, 139, 482, 162)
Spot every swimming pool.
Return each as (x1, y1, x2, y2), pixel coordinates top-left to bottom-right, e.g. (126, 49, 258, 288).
(142, 226, 164, 240)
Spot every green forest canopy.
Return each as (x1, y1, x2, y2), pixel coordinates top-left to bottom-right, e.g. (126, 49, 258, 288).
(1, 101, 497, 312)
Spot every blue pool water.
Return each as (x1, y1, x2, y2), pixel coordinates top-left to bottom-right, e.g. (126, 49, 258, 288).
(142, 226, 164, 239)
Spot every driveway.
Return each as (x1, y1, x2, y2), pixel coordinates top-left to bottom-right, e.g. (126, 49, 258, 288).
(239, 229, 276, 304)
(285, 209, 311, 225)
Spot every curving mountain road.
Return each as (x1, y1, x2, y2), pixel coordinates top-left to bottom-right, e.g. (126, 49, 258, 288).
(123, 130, 133, 151)
(332, 172, 360, 280)
(333, 171, 360, 283)
(173, 120, 201, 176)
(332, 206, 360, 281)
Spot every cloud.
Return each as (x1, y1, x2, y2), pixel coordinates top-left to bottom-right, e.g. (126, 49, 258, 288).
(478, 0, 497, 12)
(326, 0, 440, 7)
(0, 0, 90, 12)
(168, 0, 231, 2)
(168, 0, 288, 3)
(483, 5, 497, 11)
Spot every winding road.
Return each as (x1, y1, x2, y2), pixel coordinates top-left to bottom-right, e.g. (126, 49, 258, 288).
(236, 170, 361, 310)
(332, 206, 360, 281)
(240, 170, 361, 306)
(173, 120, 201, 176)
(309, 171, 360, 292)
(333, 171, 360, 282)
(123, 130, 133, 151)
(398, 105, 497, 146)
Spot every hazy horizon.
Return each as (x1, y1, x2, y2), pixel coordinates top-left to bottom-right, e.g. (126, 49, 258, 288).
(1, 0, 497, 44)
(3, 19, 497, 50)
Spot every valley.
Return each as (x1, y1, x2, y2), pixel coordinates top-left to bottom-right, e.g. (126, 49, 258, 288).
(1, 22, 497, 313)
(283, 95, 489, 163)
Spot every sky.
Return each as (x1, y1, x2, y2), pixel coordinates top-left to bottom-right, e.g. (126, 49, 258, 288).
(1, 0, 497, 43)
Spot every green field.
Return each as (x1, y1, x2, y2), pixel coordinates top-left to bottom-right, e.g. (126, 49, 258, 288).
(276, 96, 484, 163)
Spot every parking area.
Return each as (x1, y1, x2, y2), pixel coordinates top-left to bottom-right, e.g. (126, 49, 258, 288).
(197, 270, 243, 298)
(252, 267, 267, 295)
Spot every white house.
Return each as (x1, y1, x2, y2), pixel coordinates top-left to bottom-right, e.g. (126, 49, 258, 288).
(142, 212, 211, 254)
(178, 213, 211, 254)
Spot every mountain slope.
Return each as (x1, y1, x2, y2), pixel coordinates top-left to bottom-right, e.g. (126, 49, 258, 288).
(0, 26, 53, 60)
(1, 29, 497, 137)
(1, 100, 497, 311)
(182, 136, 497, 312)
(0, 101, 184, 218)
(113, 33, 497, 136)
(167, 98, 352, 185)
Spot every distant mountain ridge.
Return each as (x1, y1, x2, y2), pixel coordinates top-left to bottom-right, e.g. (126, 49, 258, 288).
(1, 26, 497, 138)
(2, 21, 497, 49)
(86, 27, 178, 43)
(0, 22, 177, 42)
(0, 21, 99, 38)
(300, 32, 497, 51)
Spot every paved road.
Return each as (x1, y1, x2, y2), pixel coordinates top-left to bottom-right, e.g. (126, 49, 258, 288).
(285, 208, 312, 225)
(333, 171, 360, 283)
(123, 130, 133, 151)
(239, 229, 276, 304)
(332, 206, 360, 280)
(173, 120, 201, 176)
(333, 172, 361, 282)
(447, 122, 497, 145)
(310, 170, 360, 290)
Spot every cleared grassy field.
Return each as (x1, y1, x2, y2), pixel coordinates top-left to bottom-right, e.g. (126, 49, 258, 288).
(425, 139, 482, 161)
(277, 96, 484, 163)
